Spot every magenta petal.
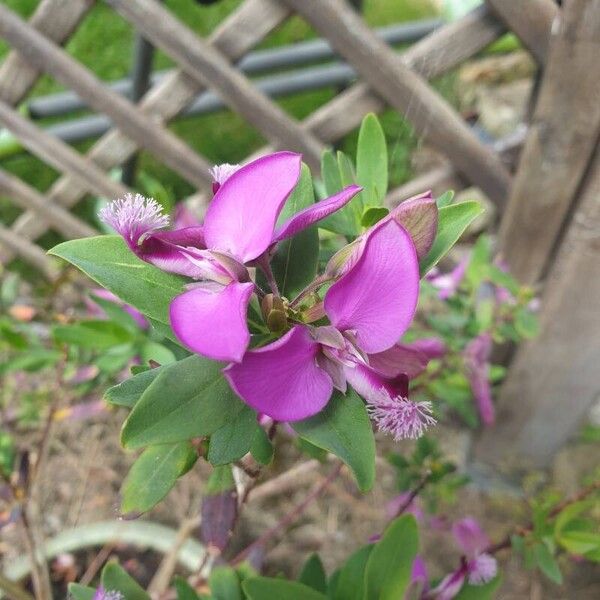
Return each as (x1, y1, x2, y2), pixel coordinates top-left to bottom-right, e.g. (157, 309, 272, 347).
(139, 236, 209, 278)
(368, 343, 429, 378)
(152, 226, 205, 248)
(169, 281, 254, 362)
(225, 326, 333, 421)
(324, 219, 419, 354)
(344, 363, 395, 402)
(203, 152, 302, 262)
(272, 185, 362, 243)
(388, 191, 438, 258)
(453, 517, 490, 557)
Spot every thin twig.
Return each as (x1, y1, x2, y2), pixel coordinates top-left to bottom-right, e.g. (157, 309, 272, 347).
(148, 516, 202, 596)
(394, 471, 432, 518)
(231, 461, 343, 565)
(485, 478, 600, 555)
(79, 540, 116, 586)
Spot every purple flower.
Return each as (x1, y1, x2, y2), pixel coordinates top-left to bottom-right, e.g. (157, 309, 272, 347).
(463, 333, 495, 426)
(93, 587, 123, 600)
(367, 388, 436, 441)
(100, 152, 361, 363)
(427, 255, 469, 300)
(226, 218, 425, 426)
(387, 190, 438, 259)
(427, 518, 497, 599)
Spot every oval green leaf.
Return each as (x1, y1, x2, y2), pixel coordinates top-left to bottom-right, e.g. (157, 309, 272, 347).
(292, 389, 375, 493)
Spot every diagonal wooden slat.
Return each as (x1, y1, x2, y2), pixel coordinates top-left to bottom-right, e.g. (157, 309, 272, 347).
(281, 0, 512, 206)
(0, 224, 58, 280)
(487, 0, 558, 64)
(0, 0, 290, 265)
(0, 4, 212, 190)
(0, 0, 95, 106)
(188, 6, 511, 210)
(0, 99, 130, 201)
(498, 0, 600, 284)
(0, 168, 96, 239)
(105, 0, 324, 171)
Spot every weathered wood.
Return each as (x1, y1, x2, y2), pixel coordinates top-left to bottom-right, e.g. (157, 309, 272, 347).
(281, 0, 511, 205)
(105, 0, 324, 170)
(0, 224, 58, 280)
(486, 0, 558, 64)
(499, 0, 600, 284)
(0, 99, 130, 201)
(0, 0, 289, 264)
(0, 4, 212, 190)
(475, 144, 600, 466)
(0, 0, 95, 106)
(0, 168, 96, 239)
(189, 6, 511, 213)
(386, 126, 526, 207)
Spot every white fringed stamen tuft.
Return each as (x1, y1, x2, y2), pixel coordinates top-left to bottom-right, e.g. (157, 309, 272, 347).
(99, 194, 169, 246)
(367, 390, 436, 440)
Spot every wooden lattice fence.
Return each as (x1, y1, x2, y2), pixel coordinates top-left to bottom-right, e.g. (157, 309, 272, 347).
(0, 0, 598, 468)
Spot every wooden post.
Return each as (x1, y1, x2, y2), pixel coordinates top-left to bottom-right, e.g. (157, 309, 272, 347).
(486, 0, 558, 64)
(475, 144, 600, 466)
(498, 0, 600, 285)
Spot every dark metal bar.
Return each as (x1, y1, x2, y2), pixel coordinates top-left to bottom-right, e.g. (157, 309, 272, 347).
(26, 20, 442, 120)
(121, 26, 157, 185)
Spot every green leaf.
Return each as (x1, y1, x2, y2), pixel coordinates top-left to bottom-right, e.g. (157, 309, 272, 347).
(334, 544, 373, 600)
(299, 553, 327, 593)
(454, 575, 502, 600)
(514, 308, 539, 339)
(360, 206, 389, 228)
(101, 561, 150, 600)
(364, 515, 419, 600)
(243, 577, 327, 600)
(121, 355, 244, 449)
(174, 576, 200, 600)
(322, 149, 343, 196)
(533, 542, 563, 584)
(89, 291, 144, 333)
(49, 235, 185, 326)
(320, 150, 356, 236)
(208, 405, 259, 466)
(357, 113, 388, 206)
(420, 201, 484, 276)
(104, 366, 164, 408)
(52, 320, 133, 350)
(68, 583, 96, 600)
(292, 389, 375, 492)
(250, 426, 274, 465)
(139, 341, 176, 366)
(120, 442, 197, 516)
(206, 464, 235, 494)
(557, 530, 600, 555)
(271, 164, 319, 298)
(436, 190, 455, 208)
(209, 566, 243, 600)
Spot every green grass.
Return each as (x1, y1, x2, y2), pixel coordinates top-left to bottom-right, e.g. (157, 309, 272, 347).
(0, 0, 446, 277)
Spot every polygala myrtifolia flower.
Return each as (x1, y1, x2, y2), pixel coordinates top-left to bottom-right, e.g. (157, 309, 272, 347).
(225, 218, 437, 436)
(100, 150, 441, 438)
(100, 151, 361, 362)
(420, 517, 497, 599)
